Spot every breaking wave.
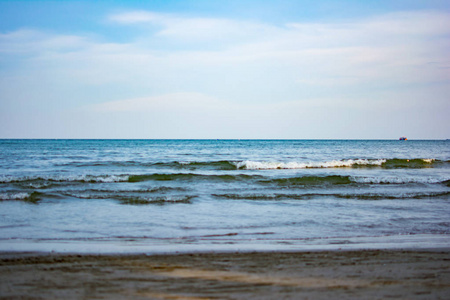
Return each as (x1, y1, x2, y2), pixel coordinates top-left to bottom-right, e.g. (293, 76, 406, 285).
(161, 158, 446, 170)
(235, 159, 386, 169)
(353, 176, 450, 184)
(54, 158, 447, 170)
(0, 175, 129, 184)
(233, 158, 445, 170)
(0, 192, 41, 202)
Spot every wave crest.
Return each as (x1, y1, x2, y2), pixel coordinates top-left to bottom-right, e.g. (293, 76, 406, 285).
(0, 175, 130, 184)
(43, 158, 447, 171)
(234, 158, 443, 170)
(118, 195, 195, 205)
(235, 159, 385, 169)
(0, 192, 41, 202)
(353, 176, 450, 184)
(261, 175, 353, 186)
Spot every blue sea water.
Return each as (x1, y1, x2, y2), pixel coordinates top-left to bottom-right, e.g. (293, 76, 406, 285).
(0, 139, 449, 253)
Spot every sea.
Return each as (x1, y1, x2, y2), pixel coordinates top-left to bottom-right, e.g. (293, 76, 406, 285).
(0, 139, 449, 253)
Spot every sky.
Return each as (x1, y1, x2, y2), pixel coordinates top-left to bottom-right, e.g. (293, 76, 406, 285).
(0, 0, 449, 139)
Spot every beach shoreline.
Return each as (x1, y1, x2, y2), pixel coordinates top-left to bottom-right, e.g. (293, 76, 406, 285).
(1, 249, 449, 299)
(1, 233, 449, 255)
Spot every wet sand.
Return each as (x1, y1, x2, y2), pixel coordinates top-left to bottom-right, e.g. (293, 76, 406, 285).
(1, 249, 449, 299)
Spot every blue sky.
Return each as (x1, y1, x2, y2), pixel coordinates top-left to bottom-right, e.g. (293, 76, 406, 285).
(0, 0, 449, 139)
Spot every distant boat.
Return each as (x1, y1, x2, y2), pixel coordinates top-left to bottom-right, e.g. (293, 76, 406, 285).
(399, 136, 407, 140)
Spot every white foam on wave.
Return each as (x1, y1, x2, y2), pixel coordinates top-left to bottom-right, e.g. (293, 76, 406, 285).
(422, 159, 435, 163)
(0, 192, 32, 201)
(234, 159, 387, 170)
(83, 175, 130, 183)
(352, 176, 449, 184)
(120, 195, 195, 204)
(0, 174, 130, 183)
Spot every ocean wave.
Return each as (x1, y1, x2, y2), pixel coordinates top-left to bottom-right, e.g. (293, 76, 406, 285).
(0, 192, 40, 202)
(213, 193, 317, 200)
(260, 175, 450, 187)
(335, 191, 450, 200)
(85, 187, 187, 193)
(118, 195, 195, 205)
(234, 159, 386, 170)
(53, 158, 447, 170)
(261, 175, 353, 186)
(2, 173, 448, 186)
(61, 187, 189, 200)
(65, 193, 196, 204)
(213, 191, 450, 201)
(353, 176, 450, 184)
(381, 158, 441, 169)
(56, 161, 139, 168)
(127, 173, 259, 182)
(0, 174, 130, 184)
(159, 160, 237, 170)
(234, 158, 445, 170)
(58, 160, 238, 170)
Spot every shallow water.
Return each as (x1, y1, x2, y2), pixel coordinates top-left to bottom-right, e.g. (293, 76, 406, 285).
(0, 139, 449, 253)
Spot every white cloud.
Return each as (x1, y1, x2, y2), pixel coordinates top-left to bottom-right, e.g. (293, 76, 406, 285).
(109, 10, 278, 43)
(4, 10, 449, 89)
(0, 29, 88, 54)
(108, 11, 164, 24)
(1, 9, 449, 138)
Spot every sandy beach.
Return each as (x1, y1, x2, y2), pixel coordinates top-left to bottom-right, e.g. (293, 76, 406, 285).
(1, 249, 449, 299)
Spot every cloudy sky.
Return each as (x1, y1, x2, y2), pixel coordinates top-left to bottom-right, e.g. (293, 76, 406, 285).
(0, 0, 449, 139)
